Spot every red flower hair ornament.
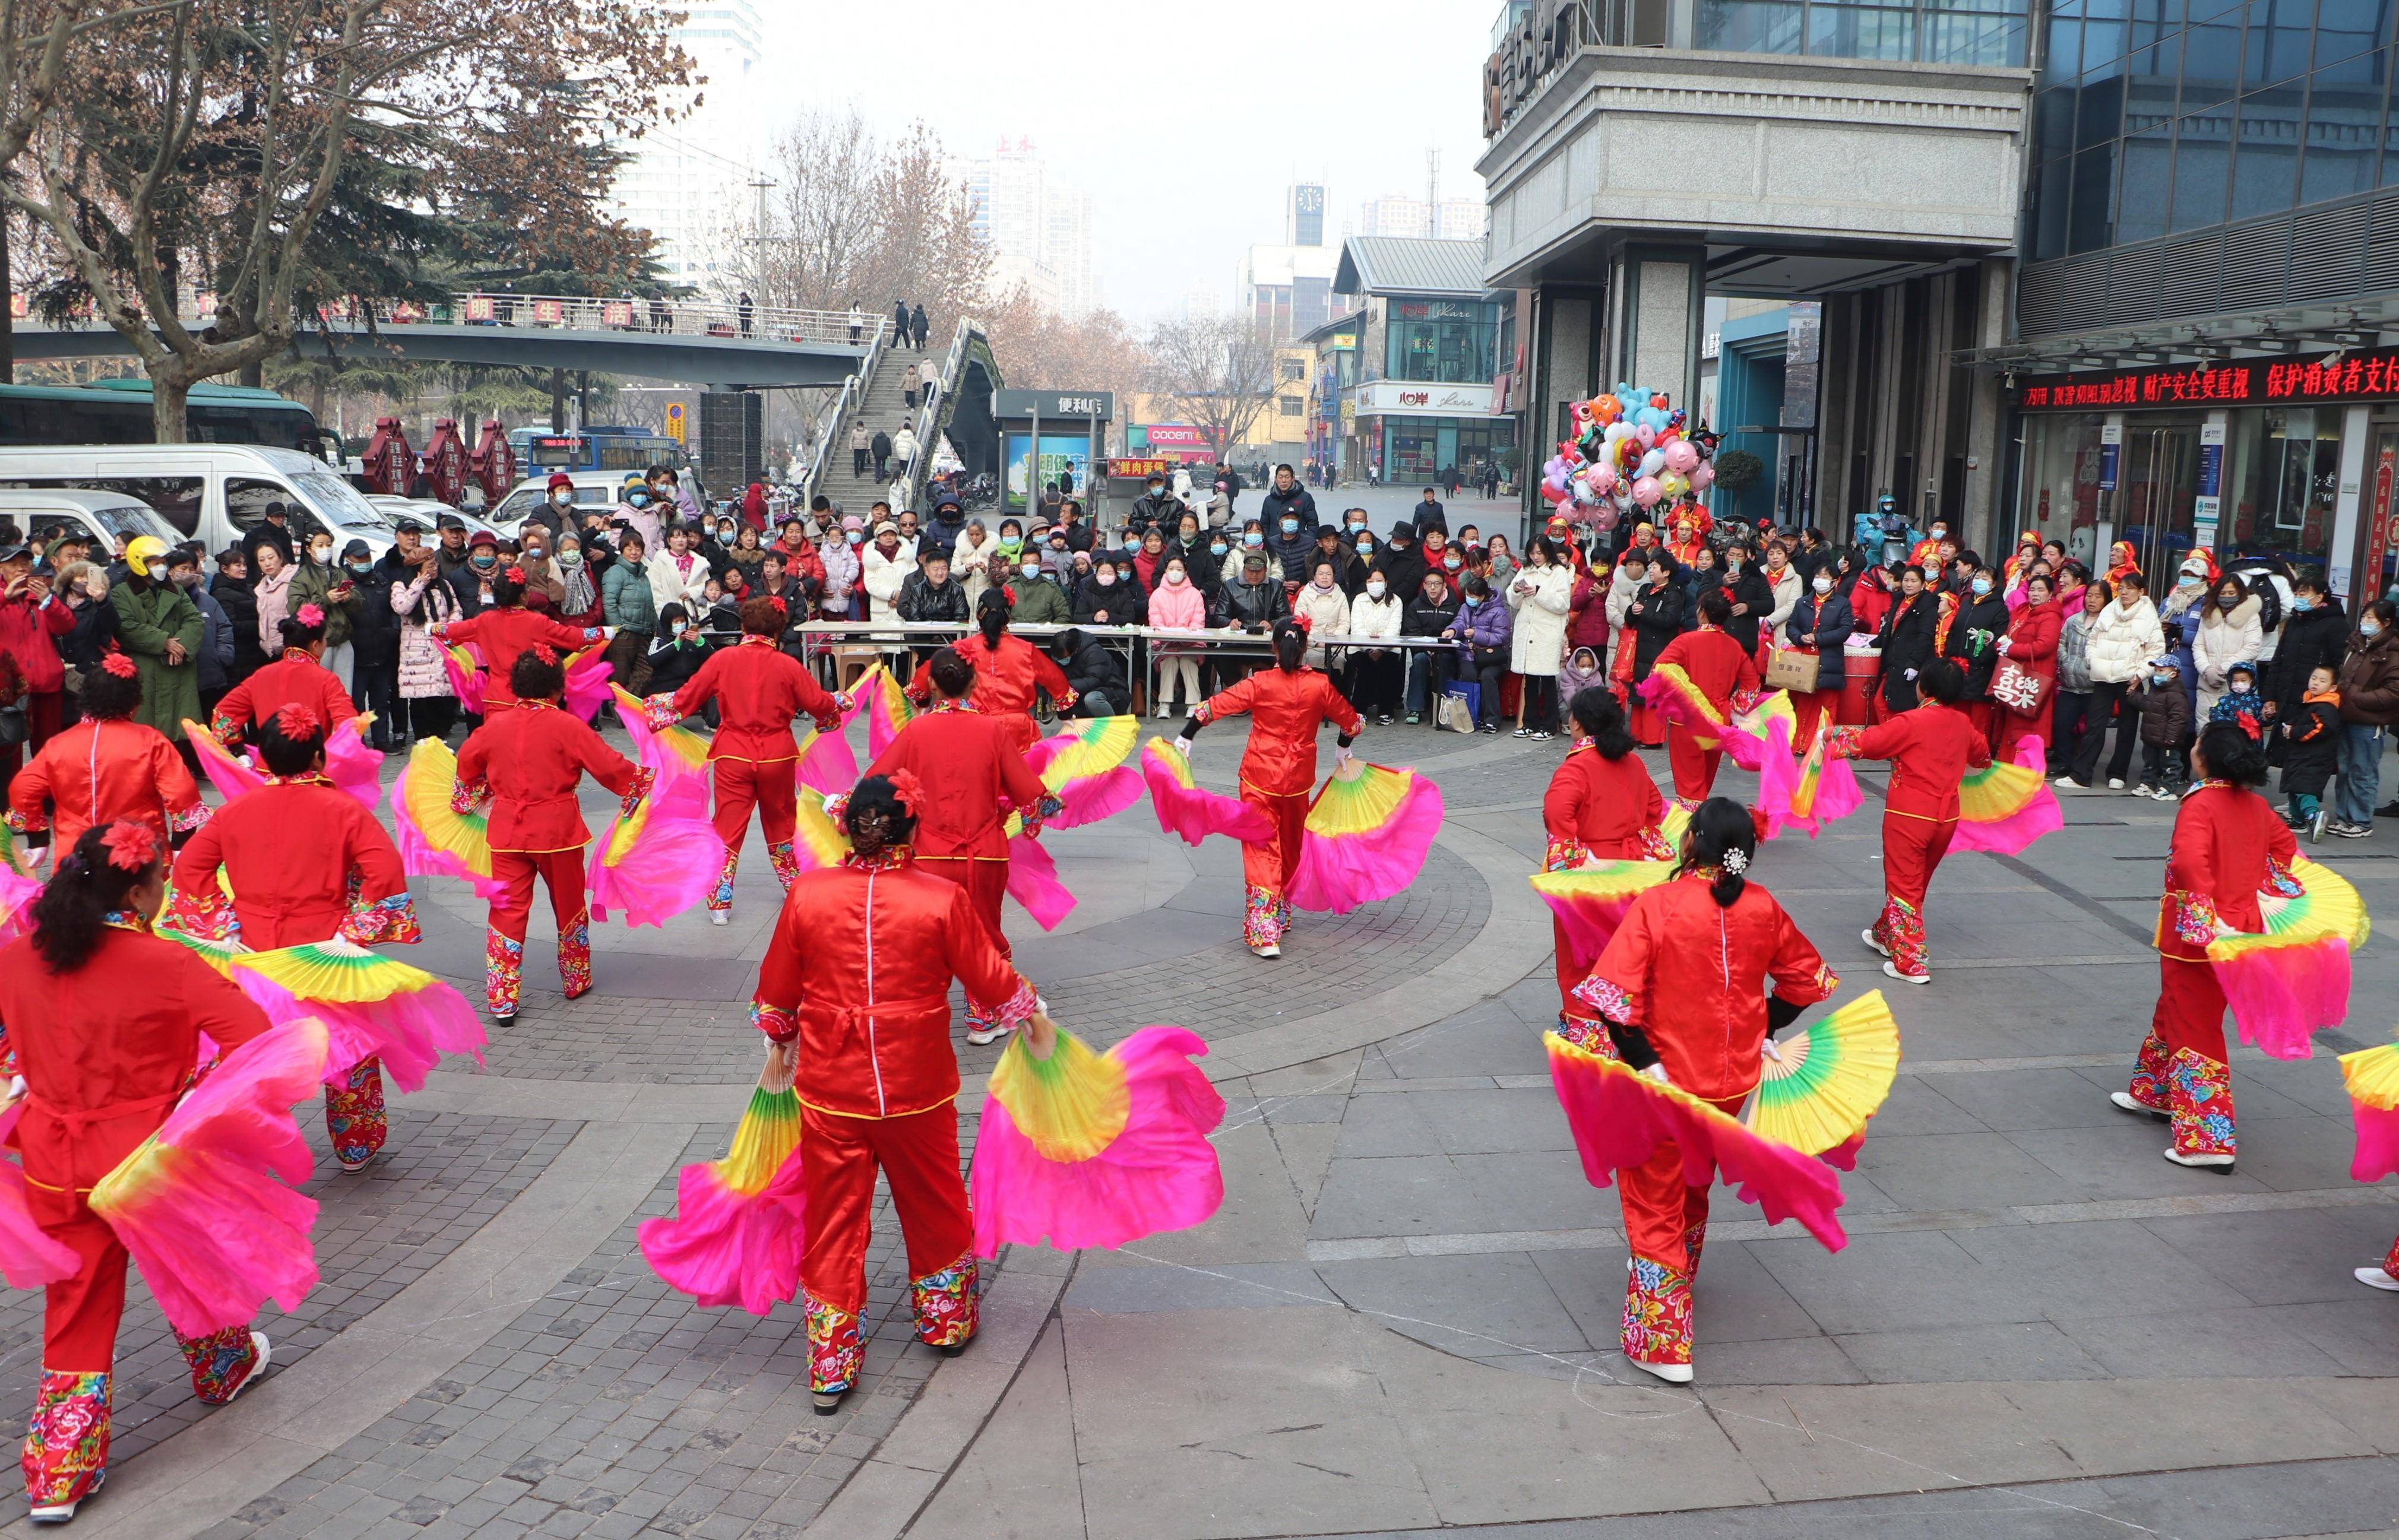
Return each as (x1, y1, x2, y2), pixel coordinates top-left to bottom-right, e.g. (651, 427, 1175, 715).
(531, 644, 558, 665)
(887, 768, 925, 814)
(504, 566, 527, 585)
(100, 651, 137, 680)
(274, 703, 324, 740)
(297, 603, 327, 628)
(99, 820, 157, 873)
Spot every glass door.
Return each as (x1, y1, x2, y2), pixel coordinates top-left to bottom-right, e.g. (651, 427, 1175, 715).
(2120, 423, 2199, 578)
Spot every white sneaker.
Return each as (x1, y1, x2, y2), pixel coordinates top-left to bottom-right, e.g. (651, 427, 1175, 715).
(1156, 706, 1172, 718)
(2132, 784, 2157, 800)
(29, 1468, 102, 1524)
(222, 1332, 272, 1403)
(710, 910, 729, 926)
(1625, 1355, 1694, 1384)
(2163, 1147, 2236, 1172)
(2053, 773, 2080, 787)
(2109, 1091, 2169, 1121)
(1861, 927, 1890, 959)
(1250, 942, 1282, 959)
(2354, 1266, 2399, 1292)
(1882, 960, 1930, 986)
(964, 1024, 1009, 1047)
(2107, 777, 2126, 790)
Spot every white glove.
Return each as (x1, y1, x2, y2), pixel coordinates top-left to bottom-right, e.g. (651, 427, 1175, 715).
(1995, 636, 2011, 655)
(1904, 668, 1919, 681)
(1334, 744, 1355, 768)
(1639, 1062, 1671, 1085)
(600, 625, 619, 640)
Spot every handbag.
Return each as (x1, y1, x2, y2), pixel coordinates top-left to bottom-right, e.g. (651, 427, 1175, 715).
(1992, 657, 2052, 717)
(1763, 645, 1818, 693)
(1437, 683, 1478, 732)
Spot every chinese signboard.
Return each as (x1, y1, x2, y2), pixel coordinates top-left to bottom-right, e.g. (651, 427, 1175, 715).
(1350, 381, 1498, 416)
(2016, 347, 2399, 411)
(994, 390, 1114, 421)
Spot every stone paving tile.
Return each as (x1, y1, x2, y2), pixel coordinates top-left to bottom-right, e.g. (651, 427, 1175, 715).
(185, 1126, 983, 1540)
(0, 1113, 571, 1506)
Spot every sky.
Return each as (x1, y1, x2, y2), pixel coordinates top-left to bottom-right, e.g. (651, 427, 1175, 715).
(755, 0, 1497, 324)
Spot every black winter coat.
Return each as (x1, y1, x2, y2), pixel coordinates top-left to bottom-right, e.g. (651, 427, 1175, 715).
(1626, 579, 1687, 675)
(349, 556, 407, 668)
(896, 572, 969, 624)
(1721, 566, 1774, 653)
(1942, 594, 2011, 699)
(2267, 600, 2348, 717)
(1873, 591, 1939, 711)
(1212, 573, 1290, 631)
(1783, 592, 1854, 693)
(1070, 577, 1144, 628)
(208, 573, 264, 680)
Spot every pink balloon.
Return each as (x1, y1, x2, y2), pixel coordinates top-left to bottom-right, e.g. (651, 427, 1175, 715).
(1632, 476, 1661, 508)
(1689, 461, 1715, 490)
(1663, 441, 1699, 474)
(1635, 424, 1657, 448)
(1593, 462, 1618, 492)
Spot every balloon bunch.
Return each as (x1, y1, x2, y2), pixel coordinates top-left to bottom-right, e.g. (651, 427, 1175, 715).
(1538, 384, 1721, 531)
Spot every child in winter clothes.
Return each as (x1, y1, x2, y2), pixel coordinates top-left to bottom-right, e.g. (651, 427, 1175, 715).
(2134, 655, 2192, 798)
(2208, 661, 2266, 727)
(2280, 664, 2341, 836)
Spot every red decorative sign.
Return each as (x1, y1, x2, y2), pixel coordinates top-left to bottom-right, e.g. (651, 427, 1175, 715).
(2017, 346, 2399, 411)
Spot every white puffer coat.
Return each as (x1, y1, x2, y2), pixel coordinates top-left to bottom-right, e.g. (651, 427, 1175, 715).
(2084, 593, 2166, 684)
(1507, 562, 1575, 677)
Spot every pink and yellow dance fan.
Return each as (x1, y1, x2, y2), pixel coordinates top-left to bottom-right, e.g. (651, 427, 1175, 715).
(1945, 737, 2063, 855)
(1546, 1031, 1849, 1250)
(1531, 861, 1676, 972)
(1141, 736, 1271, 846)
(155, 922, 246, 977)
(640, 1064, 806, 1314)
(971, 1025, 1225, 1256)
(1002, 834, 1076, 931)
(1721, 689, 1797, 773)
(0, 861, 43, 948)
(786, 787, 853, 874)
(1745, 990, 1898, 1171)
(1287, 759, 1444, 914)
(1637, 664, 1731, 749)
(1012, 715, 1142, 833)
(612, 685, 711, 788)
(438, 641, 486, 716)
(393, 738, 503, 899)
(322, 715, 385, 810)
(560, 646, 613, 720)
(0, 1101, 80, 1288)
(1757, 720, 1865, 840)
(2339, 1035, 2399, 1182)
(227, 941, 485, 1094)
(2208, 857, 2366, 1060)
(87, 1017, 329, 1338)
(184, 719, 267, 803)
(856, 663, 914, 758)
(0, 819, 30, 879)
(795, 720, 860, 799)
(588, 770, 721, 929)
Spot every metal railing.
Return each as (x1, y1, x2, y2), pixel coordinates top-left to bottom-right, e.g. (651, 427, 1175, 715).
(1485, 0, 1664, 140)
(795, 318, 892, 509)
(892, 316, 979, 512)
(101, 291, 889, 348)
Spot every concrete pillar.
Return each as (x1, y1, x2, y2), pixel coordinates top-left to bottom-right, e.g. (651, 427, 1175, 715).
(1813, 293, 1857, 534)
(1606, 245, 1705, 410)
(1530, 283, 1602, 538)
(1963, 256, 2010, 555)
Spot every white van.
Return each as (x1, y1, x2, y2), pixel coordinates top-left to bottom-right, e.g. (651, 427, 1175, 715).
(0, 488, 184, 557)
(485, 471, 631, 535)
(0, 443, 393, 560)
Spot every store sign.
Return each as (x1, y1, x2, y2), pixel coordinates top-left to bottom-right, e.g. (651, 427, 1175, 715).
(995, 389, 1114, 420)
(1108, 458, 1172, 479)
(2017, 346, 2399, 411)
(1352, 381, 1497, 416)
(1140, 423, 1212, 449)
(1392, 300, 1479, 321)
(2363, 446, 2396, 604)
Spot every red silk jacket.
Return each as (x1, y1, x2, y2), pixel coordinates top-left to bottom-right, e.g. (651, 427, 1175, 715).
(863, 704, 1049, 863)
(1828, 701, 1992, 822)
(2157, 780, 2295, 961)
(433, 607, 600, 710)
(1541, 746, 1668, 869)
(1575, 874, 1837, 1101)
(667, 636, 840, 763)
(7, 719, 205, 850)
(168, 777, 417, 947)
(455, 701, 643, 853)
(1653, 626, 1762, 712)
(1194, 666, 1363, 798)
(749, 849, 1037, 1118)
(209, 651, 357, 740)
(903, 633, 1071, 752)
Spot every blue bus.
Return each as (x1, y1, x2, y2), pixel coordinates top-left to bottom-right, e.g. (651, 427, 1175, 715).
(0, 378, 339, 459)
(506, 425, 685, 477)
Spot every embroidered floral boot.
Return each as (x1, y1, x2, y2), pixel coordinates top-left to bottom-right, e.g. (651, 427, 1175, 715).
(325, 1057, 386, 1171)
(2110, 1031, 2174, 1120)
(911, 1253, 979, 1356)
(803, 1294, 863, 1413)
(2164, 1047, 2237, 1170)
(22, 1370, 107, 1522)
(485, 929, 524, 1021)
(707, 845, 739, 926)
(1621, 1255, 1695, 1384)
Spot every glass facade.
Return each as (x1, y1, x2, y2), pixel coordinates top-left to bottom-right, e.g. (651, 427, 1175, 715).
(1695, 0, 2029, 65)
(1384, 300, 1504, 384)
(1373, 417, 1517, 483)
(2029, 0, 2398, 259)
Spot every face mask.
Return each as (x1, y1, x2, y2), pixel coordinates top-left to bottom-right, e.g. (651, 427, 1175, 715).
(552, 492, 572, 507)
(847, 530, 864, 544)
(1460, 596, 1477, 609)
(2365, 619, 2384, 638)
(1211, 542, 1229, 557)
(1021, 562, 1042, 579)
(2291, 596, 2312, 611)
(999, 536, 1021, 553)
(145, 561, 167, 582)
(558, 550, 583, 567)
(719, 528, 735, 543)
(1123, 536, 1140, 551)
(1280, 519, 1297, 535)
(1444, 555, 1462, 571)
(1146, 486, 1162, 498)
(171, 569, 199, 588)
(1970, 577, 1992, 596)
(1165, 570, 1186, 586)
(311, 545, 332, 562)
(1366, 581, 1386, 598)
(1349, 521, 1367, 533)
(471, 553, 496, 570)
(347, 560, 370, 575)
(1930, 528, 1947, 541)
(1814, 575, 1834, 593)
(629, 493, 650, 508)
(2179, 575, 2201, 589)
(1096, 571, 1116, 587)
(1243, 531, 1263, 547)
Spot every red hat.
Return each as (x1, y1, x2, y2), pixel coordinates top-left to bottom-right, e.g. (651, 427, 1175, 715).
(547, 473, 574, 493)
(467, 528, 499, 551)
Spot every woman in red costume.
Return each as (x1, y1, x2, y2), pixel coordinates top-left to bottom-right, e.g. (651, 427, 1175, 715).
(1570, 798, 1837, 1383)
(431, 565, 604, 715)
(1995, 571, 2062, 751)
(2112, 718, 2288, 1171)
(0, 823, 276, 1520)
(1827, 659, 1990, 986)
(1541, 689, 1669, 1040)
(1650, 589, 1761, 808)
(7, 651, 206, 857)
(1174, 618, 1363, 959)
(903, 590, 1072, 753)
(644, 596, 843, 924)
(453, 649, 648, 1021)
(865, 646, 1057, 1044)
(747, 774, 1060, 1412)
(207, 604, 357, 744)
(166, 707, 420, 1171)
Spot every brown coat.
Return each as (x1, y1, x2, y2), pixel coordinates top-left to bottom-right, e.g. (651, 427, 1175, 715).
(2339, 625, 2399, 725)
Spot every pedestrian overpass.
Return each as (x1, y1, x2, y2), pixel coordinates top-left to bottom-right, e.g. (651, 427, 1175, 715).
(12, 291, 875, 389)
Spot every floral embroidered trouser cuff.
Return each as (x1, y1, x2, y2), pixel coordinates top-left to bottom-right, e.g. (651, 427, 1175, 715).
(1242, 884, 1291, 948)
(2126, 1031, 2173, 1111)
(1875, 896, 1928, 975)
(2168, 1047, 2236, 1158)
(766, 841, 799, 892)
(708, 845, 740, 913)
(802, 1294, 862, 1395)
(2384, 1235, 2399, 1282)
(910, 1253, 978, 1348)
(1621, 1256, 1694, 1367)
(21, 1370, 107, 1510)
(178, 1323, 260, 1405)
(486, 929, 524, 1016)
(325, 1056, 386, 1167)
(557, 914, 591, 1000)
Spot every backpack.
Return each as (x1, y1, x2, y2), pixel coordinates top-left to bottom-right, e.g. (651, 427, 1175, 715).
(2242, 569, 2282, 636)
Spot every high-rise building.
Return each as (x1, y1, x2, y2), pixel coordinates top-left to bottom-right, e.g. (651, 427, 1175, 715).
(1356, 194, 1489, 241)
(1243, 182, 1356, 343)
(604, 0, 765, 287)
(945, 140, 1099, 316)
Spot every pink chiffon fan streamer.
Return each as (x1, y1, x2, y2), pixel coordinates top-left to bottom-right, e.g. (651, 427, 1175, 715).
(970, 1026, 1226, 1257)
(87, 1019, 329, 1337)
(1004, 834, 1077, 930)
(1287, 773, 1444, 914)
(1140, 742, 1271, 846)
(588, 776, 724, 929)
(2213, 936, 2351, 1060)
(323, 717, 385, 810)
(1546, 1035, 1849, 1252)
(1043, 766, 1141, 830)
(0, 1104, 81, 1288)
(638, 1148, 808, 1315)
(562, 650, 614, 720)
(0, 864, 45, 946)
(230, 971, 485, 1094)
(390, 758, 507, 901)
(796, 728, 860, 798)
(2349, 1102, 2399, 1183)
(439, 643, 486, 716)
(1947, 736, 2065, 855)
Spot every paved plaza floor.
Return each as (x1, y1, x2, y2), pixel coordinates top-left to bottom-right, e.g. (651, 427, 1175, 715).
(6, 648, 2397, 1540)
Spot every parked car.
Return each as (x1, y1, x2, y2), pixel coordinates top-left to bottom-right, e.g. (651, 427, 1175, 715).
(0, 443, 393, 560)
(484, 471, 631, 537)
(0, 487, 185, 559)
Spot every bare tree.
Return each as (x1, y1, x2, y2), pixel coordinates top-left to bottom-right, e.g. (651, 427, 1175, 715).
(1144, 313, 1279, 460)
(982, 283, 1144, 410)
